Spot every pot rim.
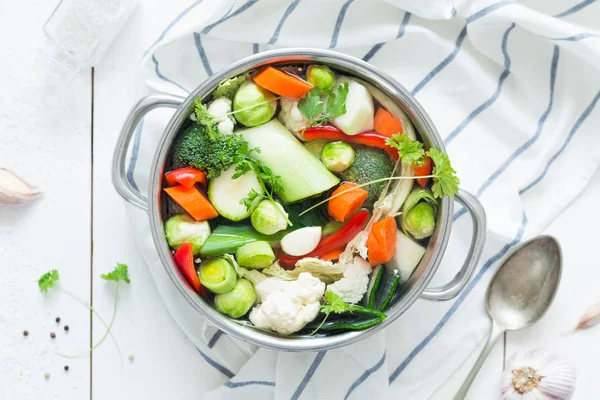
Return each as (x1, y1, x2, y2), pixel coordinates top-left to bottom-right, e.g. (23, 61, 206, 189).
(148, 48, 453, 352)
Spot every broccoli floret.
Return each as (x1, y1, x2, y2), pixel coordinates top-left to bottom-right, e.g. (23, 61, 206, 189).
(170, 124, 244, 179)
(339, 146, 394, 204)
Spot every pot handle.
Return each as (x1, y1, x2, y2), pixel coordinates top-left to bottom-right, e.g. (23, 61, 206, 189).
(420, 189, 486, 301)
(112, 94, 185, 211)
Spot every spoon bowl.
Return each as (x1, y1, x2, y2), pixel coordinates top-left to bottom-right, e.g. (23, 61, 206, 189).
(486, 235, 562, 330)
(454, 235, 562, 399)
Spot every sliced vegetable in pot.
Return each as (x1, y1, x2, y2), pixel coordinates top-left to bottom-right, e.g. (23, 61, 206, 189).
(330, 77, 374, 136)
(236, 241, 275, 269)
(165, 214, 211, 255)
(199, 257, 237, 294)
(365, 266, 401, 311)
(401, 188, 438, 240)
(386, 230, 426, 281)
(164, 167, 207, 188)
(327, 183, 368, 223)
(164, 185, 218, 222)
(173, 242, 204, 295)
(253, 66, 313, 99)
(280, 226, 322, 256)
(208, 164, 263, 221)
(367, 217, 397, 266)
(374, 108, 403, 138)
(321, 141, 355, 173)
(214, 279, 256, 318)
(413, 156, 432, 188)
(200, 225, 287, 257)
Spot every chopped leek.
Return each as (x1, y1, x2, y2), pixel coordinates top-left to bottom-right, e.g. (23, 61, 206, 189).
(235, 241, 275, 269)
(198, 257, 237, 294)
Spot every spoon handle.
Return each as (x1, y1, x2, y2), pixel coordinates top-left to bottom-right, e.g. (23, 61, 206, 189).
(453, 322, 504, 400)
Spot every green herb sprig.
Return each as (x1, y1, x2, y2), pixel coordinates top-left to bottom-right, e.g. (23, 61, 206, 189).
(38, 264, 131, 362)
(298, 83, 349, 133)
(310, 291, 356, 335)
(386, 133, 425, 165)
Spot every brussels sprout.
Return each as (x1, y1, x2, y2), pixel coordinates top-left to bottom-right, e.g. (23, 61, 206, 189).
(233, 81, 277, 127)
(401, 188, 438, 240)
(307, 65, 336, 91)
(165, 214, 211, 255)
(304, 140, 329, 157)
(321, 141, 355, 173)
(214, 278, 256, 318)
(251, 200, 288, 235)
(198, 257, 237, 294)
(236, 241, 275, 269)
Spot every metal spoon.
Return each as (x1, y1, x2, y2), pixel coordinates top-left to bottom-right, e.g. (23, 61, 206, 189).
(454, 235, 562, 399)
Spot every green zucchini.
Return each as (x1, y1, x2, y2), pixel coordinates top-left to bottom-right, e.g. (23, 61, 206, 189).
(200, 225, 286, 257)
(208, 164, 263, 221)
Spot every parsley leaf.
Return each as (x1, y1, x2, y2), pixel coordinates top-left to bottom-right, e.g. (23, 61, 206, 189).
(38, 269, 59, 293)
(386, 134, 425, 165)
(426, 148, 460, 198)
(100, 264, 131, 284)
(298, 83, 349, 132)
(240, 189, 261, 210)
(310, 291, 356, 334)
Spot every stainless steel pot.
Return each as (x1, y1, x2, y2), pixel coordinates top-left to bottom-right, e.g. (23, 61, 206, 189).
(112, 48, 486, 352)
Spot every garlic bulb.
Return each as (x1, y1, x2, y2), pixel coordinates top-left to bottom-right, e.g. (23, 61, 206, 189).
(0, 168, 42, 207)
(501, 349, 576, 400)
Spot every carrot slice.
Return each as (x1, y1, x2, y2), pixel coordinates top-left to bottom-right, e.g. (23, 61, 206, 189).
(327, 182, 369, 223)
(367, 217, 397, 266)
(374, 108, 403, 137)
(164, 185, 218, 222)
(412, 156, 432, 188)
(253, 67, 312, 99)
(321, 246, 345, 261)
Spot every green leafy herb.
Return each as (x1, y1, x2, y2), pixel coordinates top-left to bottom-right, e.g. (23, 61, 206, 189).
(386, 134, 425, 165)
(232, 142, 291, 226)
(298, 83, 349, 132)
(213, 75, 247, 99)
(100, 263, 131, 284)
(310, 290, 356, 335)
(38, 269, 59, 293)
(426, 148, 460, 198)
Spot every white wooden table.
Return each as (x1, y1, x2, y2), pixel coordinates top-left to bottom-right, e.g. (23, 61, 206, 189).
(1, 1, 598, 399)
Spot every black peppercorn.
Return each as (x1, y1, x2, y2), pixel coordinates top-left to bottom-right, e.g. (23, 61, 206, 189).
(64, 366, 69, 371)
(55, 317, 60, 323)
(50, 332, 56, 339)
(23, 330, 29, 336)
(64, 325, 69, 331)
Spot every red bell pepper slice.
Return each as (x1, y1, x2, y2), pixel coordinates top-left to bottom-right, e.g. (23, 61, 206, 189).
(165, 167, 207, 188)
(173, 242, 205, 295)
(301, 125, 399, 160)
(279, 209, 370, 268)
(412, 156, 432, 188)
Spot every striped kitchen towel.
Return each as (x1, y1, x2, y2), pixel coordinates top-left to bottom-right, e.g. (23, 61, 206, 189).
(125, 0, 600, 398)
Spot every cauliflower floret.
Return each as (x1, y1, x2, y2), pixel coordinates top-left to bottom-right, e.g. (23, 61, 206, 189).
(327, 257, 372, 304)
(249, 272, 325, 335)
(207, 96, 235, 134)
(278, 97, 309, 135)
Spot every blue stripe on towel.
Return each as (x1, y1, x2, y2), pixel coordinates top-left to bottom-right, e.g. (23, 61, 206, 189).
(363, 12, 411, 62)
(344, 353, 387, 400)
(268, 0, 301, 45)
(411, 26, 468, 96)
(330, 0, 355, 48)
(253, 42, 260, 54)
(126, 118, 144, 191)
(291, 351, 327, 400)
(444, 23, 515, 146)
(197, 349, 235, 378)
(193, 32, 213, 76)
(143, 0, 207, 58)
(550, 33, 600, 41)
(208, 330, 224, 348)
(151, 55, 190, 93)
(389, 212, 528, 384)
(554, 0, 597, 18)
(454, 45, 560, 221)
(202, 0, 259, 34)
(224, 380, 276, 388)
(519, 90, 600, 195)
(465, 1, 515, 24)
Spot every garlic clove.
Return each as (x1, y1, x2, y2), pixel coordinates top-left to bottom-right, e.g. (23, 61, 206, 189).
(0, 168, 42, 207)
(501, 349, 576, 400)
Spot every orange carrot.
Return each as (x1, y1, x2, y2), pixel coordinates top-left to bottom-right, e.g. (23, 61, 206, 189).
(321, 246, 345, 261)
(164, 185, 218, 222)
(253, 67, 312, 99)
(374, 108, 403, 137)
(367, 217, 397, 266)
(327, 182, 369, 223)
(413, 156, 432, 188)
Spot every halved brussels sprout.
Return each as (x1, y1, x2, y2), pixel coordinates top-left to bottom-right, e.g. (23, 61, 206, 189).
(400, 188, 438, 240)
(165, 214, 211, 255)
(198, 257, 237, 294)
(233, 81, 277, 127)
(321, 141, 355, 173)
(214, 278, 256, 318)
(251, 200, 288, 235)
